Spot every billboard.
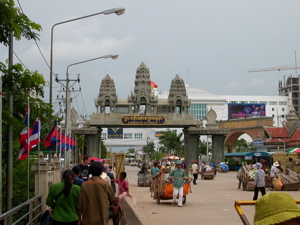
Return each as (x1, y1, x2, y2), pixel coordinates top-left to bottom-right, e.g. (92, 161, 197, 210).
(107, 128, 123, 139)
(228, 103, 266, 119)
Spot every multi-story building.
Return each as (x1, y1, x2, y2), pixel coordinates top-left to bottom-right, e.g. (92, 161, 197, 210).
(278, 75, 300, 117)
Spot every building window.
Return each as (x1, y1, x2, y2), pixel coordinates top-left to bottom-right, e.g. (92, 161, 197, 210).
(101, 133, 107, 140)
(230, 101, 238, 103)
(269, 101, 277, 105)
(240, 101, 248, 103)
(124, 133, 132, 139)
(279, 101, 287, 105)
(259, 101, 267, 105)
(189, 104, 207, 120)
(134, 133, 143, 139)
(272, 108, 275, 111)
(282, 108, 284, 111)
(249, 101, 258, 103)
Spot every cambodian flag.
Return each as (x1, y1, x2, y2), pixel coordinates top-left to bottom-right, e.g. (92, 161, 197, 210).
(43, 123, 58, 150)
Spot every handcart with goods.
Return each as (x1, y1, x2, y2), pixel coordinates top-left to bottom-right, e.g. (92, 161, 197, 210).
(200, 165, 215, 180)
(241, 165, 255, 191)
(278, 168, 300, 191)
(219, 162, 228, 173)
(137, 172, 151, 187)
(152, 172, 193, 205)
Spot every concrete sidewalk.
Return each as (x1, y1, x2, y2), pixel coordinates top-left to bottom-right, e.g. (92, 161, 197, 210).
(125, 166, 300, 225)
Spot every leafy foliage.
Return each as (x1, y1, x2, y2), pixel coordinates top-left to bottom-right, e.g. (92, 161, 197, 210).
(125, 148, 135, 158)
(198, 138, 211, 156)
(0, 0, 41, 46)
(158, 129, 184, 157)
(234, 138, 254, 152)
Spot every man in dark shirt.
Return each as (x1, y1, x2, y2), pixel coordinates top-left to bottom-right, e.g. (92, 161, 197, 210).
(79, 155, 91, 182)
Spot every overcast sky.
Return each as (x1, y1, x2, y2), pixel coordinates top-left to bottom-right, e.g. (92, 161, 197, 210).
(1, 0, 300, 117)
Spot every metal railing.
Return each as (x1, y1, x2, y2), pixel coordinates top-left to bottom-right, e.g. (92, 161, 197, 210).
(0, 195, 42, 225)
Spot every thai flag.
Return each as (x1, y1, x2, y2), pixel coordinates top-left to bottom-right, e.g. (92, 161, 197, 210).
(18, 118, 41, 160)
(29, 118, 41, 149)
(19, 107, 31, 145)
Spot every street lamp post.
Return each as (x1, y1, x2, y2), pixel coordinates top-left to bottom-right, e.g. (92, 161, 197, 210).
(63, 54, 118, 169)
(278, 139, 286, 153)
(49, 7, 125, 107)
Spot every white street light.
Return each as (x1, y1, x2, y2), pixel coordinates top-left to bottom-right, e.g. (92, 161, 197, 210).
(49, 7, 125, 107)
(278, 139, 286, 153)
(63, 54, 118, 169)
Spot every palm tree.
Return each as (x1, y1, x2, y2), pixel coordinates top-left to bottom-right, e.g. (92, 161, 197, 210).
(158, 130, 184, 157)
(235, 138, 253, 152)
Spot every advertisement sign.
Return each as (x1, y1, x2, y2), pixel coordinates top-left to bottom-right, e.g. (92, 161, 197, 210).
(108, 128, 123, 139)
(228, 103, 266, 119)
(253, 139, 264, 146)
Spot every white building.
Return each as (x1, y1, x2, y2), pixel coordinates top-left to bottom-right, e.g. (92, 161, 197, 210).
(103, 84, 289, 152)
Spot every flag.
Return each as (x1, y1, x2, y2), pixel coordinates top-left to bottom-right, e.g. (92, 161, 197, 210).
(18, 118, 41, 160)
(44, 123, 58, 150)
(29, 118, 41, 149)
(18, 146, 28, 161)
(19, 107, 31, 144)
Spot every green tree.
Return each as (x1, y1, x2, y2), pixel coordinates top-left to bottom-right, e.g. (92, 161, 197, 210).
(0, 0, 41, 46)
(100, 139, 107, 159)
(125, 148, 135, 158)
(198, 139, 211, 157)
(234, 138, 253, 152)
(158, 130, 184, 157)
(142, 141, 156, 160)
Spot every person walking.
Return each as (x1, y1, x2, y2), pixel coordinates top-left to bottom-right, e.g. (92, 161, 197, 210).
(79, 155, 91, 182)
(191, 160, 199, 185)
(77, 161, 115, 225)
(269, 161, 280, 190)
(46, 170, 80, 225)
(253, 162, 266, 200)
(169, 161, 186, 207)
(72, 166, 84, 187)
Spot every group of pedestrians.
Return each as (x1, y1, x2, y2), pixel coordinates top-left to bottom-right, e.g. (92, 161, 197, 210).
(45, 156, 127, 225)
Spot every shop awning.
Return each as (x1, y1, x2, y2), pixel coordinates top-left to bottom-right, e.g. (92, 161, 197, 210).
(224, 152, 272, 157)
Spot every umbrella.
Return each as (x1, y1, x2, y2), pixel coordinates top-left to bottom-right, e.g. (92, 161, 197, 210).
(286, 148, 300, 154)
(90, 157, 100, 161)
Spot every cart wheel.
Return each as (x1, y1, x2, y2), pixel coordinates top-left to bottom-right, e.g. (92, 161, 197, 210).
(156, 191, 160, 204)
(183, 196, 186, 204)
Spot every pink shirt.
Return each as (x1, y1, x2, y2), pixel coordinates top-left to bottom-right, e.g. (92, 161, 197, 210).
(114, 179, 128, 194)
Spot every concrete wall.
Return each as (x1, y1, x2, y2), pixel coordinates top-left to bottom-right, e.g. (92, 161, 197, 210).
(121, 196, 152, 225)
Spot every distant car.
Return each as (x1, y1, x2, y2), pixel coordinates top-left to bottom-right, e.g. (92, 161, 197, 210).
(131, 162, 138, 166)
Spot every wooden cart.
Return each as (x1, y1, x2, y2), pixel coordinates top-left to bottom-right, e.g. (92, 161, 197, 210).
(241, 165, 255, 191)
(152, 172, 192, 204)
(200, 167, 215, 180)
(279, 169, 300, 191)
(137, 172, 151, 187)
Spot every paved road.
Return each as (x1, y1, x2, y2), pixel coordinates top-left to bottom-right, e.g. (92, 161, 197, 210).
(124, 165, 300, 225)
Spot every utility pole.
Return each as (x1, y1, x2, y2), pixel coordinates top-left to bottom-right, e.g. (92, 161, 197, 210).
(55, 74, 80, 170)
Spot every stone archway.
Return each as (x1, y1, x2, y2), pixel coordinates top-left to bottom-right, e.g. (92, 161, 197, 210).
(218, 117, 273, 153)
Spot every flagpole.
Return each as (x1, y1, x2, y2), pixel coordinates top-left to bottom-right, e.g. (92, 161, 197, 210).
(55, 119, 58, 155)
(59, 127, 62, 164)
(27, 98, 30, 200)
(37, 118, 41, 195)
